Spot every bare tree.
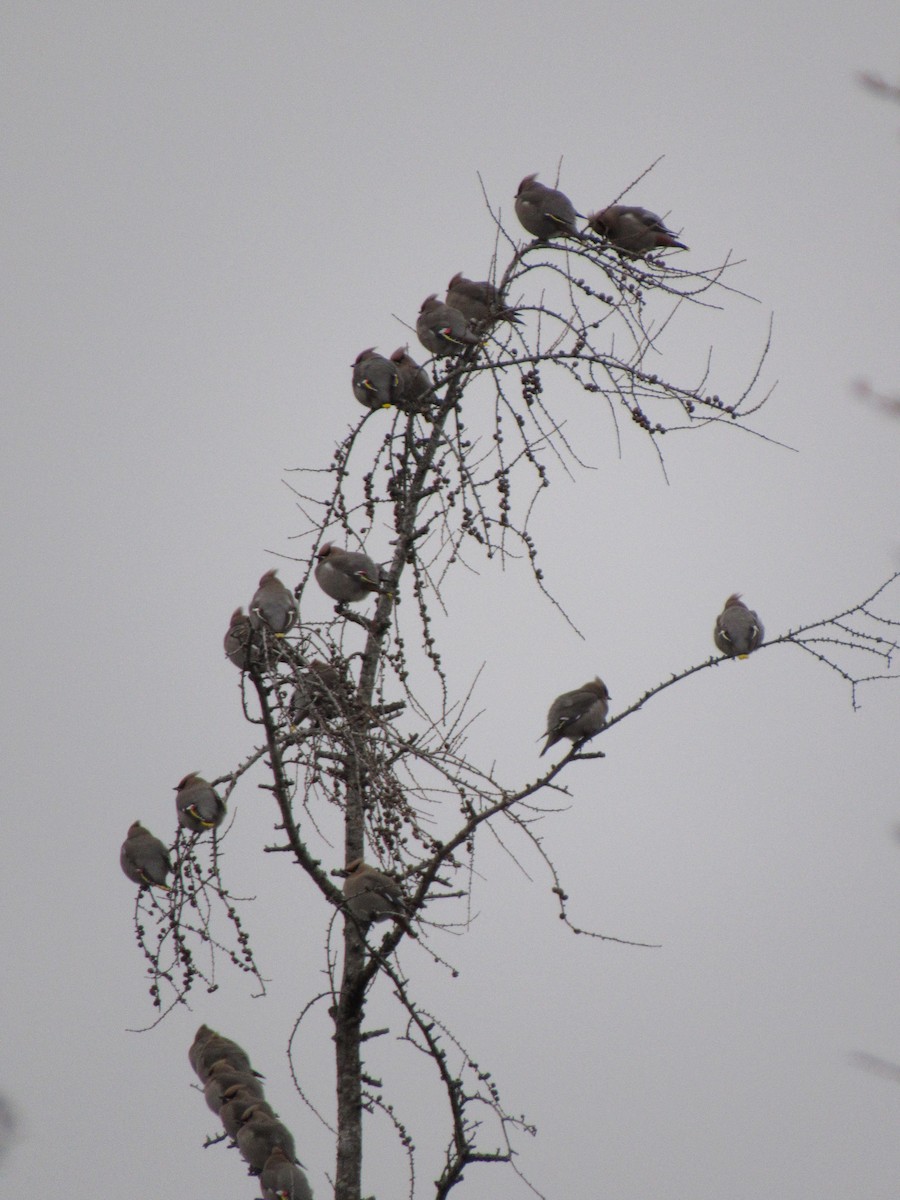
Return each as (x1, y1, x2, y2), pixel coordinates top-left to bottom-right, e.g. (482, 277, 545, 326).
(126, 173, 900, 1200)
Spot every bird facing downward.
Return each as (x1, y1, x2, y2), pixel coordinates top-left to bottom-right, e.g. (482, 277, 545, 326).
(714, 594, 764, 659)
(540, 677, 610, 756)
(586, 205, 687, 258)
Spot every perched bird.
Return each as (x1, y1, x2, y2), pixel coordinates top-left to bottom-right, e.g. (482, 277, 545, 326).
(540, 677, 610, 756)
(203, 1063, 266, 1115)
(445, 272, 520, 327)
(224, 607, 266, 670)
(289, 660, 343, 726)
(120, 821, 172, 889)
(586, 205, 687, 258)
(514, 173, 581, 240)
(175, 772, 226, 834)
(261, 1145, 314, 1200)
(189, 1026, 259, 1081)
(351, 347, 399, 411)
(714, 594, 764, 659)
(390, 346, 434, 409)
(342, 858, 408, 926)
(314, 543, 383, 604)
(219, 1084, 276, 1139)
(249, 569, 297, 637)
(237, 1105, 298, 1174)
(416, 294, 480, 358)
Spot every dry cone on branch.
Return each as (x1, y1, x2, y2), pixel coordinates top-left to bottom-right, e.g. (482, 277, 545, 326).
(540, 677, 610, 756)
(714, 594, 764, 659)
(120, 821, 172, 889)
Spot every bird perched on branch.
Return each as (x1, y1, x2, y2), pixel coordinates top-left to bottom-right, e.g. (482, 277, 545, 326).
(189, 1025, 260, 1081)
(342, 858, 408, 926)
(224, 606, 267, 670)
(261, 1145, 314, 1200)
(540, 677, 610, 756)
(289, 660, 343, 726)
(203, 1062, 266, 1114)
(445, 272, 521, 328)
(390, 346, 434, 409)
(514, 173, 581, 240)
(586, 205, 687, 258)
(175, 772, 226, 834)
(249, 570, 297, 637)
(219, 1084, 275, 1138)
(315, 543, 384, 604)
(120, 821, 172, 889)
(351, 347, 400, 411)
(237, 1105, 299, 1175)
(714, 594, 764, 659)
(416, 294, 480, 357)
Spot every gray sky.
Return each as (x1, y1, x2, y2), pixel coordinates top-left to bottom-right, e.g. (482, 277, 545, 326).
(3, 3, 899, 1197)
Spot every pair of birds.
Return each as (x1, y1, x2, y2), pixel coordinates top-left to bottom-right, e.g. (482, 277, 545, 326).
(119, 775, 225, 889)
(189, 1026, 312, 1194)
(539, 595, 765, 758)
(351, 345, 434, 412)
(514, 172, 688, 258)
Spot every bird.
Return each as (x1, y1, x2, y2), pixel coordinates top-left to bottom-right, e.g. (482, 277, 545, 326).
(416, 295, 480, 358)
(224, 607, 266, 670)
(189, 1026, 259, 1081)
(289, 660, 343, 726)
(390, 346, 434, 409)
(314, 543, 383, 604)
(203, 1063, 266, 1115)
(120, 821, 172, 889)
(514, 173, 581, 240)
(249, 569, 297, 637)
(237, 1105, 298, 1175)
(445, 272, 520, 327)
(342, 858, 408, 926)
(261, 1145, 314, 1200)
(219, 1084, 276, 1139)
(174, 772, 226, 834)
(540, 677, 610, 756)
(351, 347, 400, 410)
(714, 594, 764, 659)
(586, 205, 687, 258)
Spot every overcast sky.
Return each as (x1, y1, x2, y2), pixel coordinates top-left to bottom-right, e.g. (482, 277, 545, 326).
(3, 4, 900, 1198)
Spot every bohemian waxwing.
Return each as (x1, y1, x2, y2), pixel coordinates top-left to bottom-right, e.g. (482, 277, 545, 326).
(203, 1063, 266, 1115)
(237, 1105, 298, 1174)
(314, 543, 382, 604)
(219, 1084, 276, 1138)
(174, 772, 226, 834)
(586, 205, 687, 257)
(714, 594, 764, 658)
(445, 273, 521, 327)
(261, 1145, 314, 1200)
(120, 821, 172, 889)
(249, 570, 297, 637)
(415, 295, 480, 358)
(351, 348, 400, 411)
(289, 661, 343, 726)
(514, 173, 581, 240)
(540, 677, 610, 756)
(189, 1026, 259, 1081)
(224, 607, 266, 670)
(390, 347, 434, 409)
(342, 858, 408, 925)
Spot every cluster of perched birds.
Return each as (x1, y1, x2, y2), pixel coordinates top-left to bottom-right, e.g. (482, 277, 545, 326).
(189, 1024, 313, 1198)
(350, 171, 689, 413)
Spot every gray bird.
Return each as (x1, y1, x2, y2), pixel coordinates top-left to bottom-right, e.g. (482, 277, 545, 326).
(314, 543, 382, 604)
(446, 272, 521, 327)
(237, 1105, 298, 1175)
(289, 660, 343, 726)
(120, 821, 172, 889)
(175, 772, 226, 834)
(416, 295, 480, 358)
(224, 607, 266, 670)
(586, 205, 687, 258)
(342, 858, 408, 926)
(540, 677, 610, 756)
(189, 1026, 259, 1081)
(261, 1145, 315, 1200)
(514, 173, 581, 240)
(351, 347, 400, 411)
(390, 347, 434, 409)
(203, 1063, 266, 1115)
(219, 1084, 276, 1139)
(249, 569, 297, 636)
(714, 594, 764, 659)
